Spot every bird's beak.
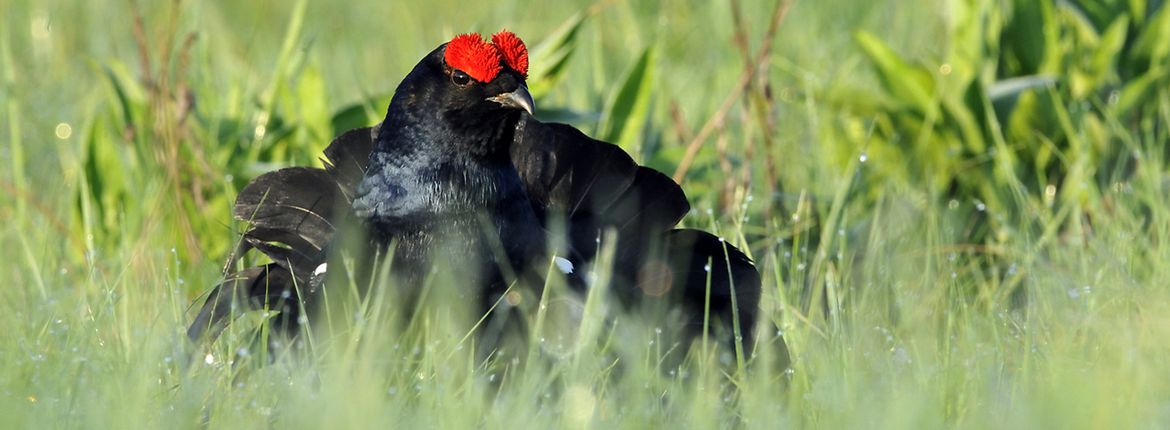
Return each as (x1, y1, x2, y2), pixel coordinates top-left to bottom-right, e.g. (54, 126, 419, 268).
(488, 84, 535, 115)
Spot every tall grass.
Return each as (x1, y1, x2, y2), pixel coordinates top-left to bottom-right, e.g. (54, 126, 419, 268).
(3, 0, 1170, 428)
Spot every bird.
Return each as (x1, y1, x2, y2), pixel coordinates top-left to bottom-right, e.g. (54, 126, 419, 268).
(188, 30, 773, 363)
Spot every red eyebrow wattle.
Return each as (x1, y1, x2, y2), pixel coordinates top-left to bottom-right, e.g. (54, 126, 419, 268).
(491, 30, 529, 78)
(444, 33, 502, 83)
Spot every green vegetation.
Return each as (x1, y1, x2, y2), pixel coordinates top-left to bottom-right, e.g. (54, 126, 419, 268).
(3, 0, 1170, 427)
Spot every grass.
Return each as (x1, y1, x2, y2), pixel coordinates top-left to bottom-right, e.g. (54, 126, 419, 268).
(4, 0, 1170, 428)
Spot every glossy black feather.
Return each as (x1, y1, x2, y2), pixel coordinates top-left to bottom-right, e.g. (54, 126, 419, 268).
(234, 167, 344, 253)
(187, 264, 307, 341)
(321, 125, 378, 197)
(510, 117, 688, 220)
(661, 229, 761, 342)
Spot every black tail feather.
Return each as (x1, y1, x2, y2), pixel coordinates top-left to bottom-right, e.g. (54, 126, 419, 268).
(234, 167, 344, 253)
(661, 229, 761, 346)
(189, 127, 375, 343)
(321, 125, 377, 195)
(187, 264, 307, 341)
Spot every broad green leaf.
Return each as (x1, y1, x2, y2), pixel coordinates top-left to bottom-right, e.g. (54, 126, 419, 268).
(1115, 67, 1167, 117)
(527, 13, 585, 99)
(99, 62, 146, 139)
(599, 46, 656, 155)
(945, 79, 987, 152)
(1131, 2, 1170, 67)
(1088, 17, 1130, 85)
(1096, 16, 1130, 67)
(854, 31, 936, 114)
(331, 94, 392, 137)
(1129, 0, 1147, 25)
(1003, 0, 1058, 75)
(295, 63, 331, 145)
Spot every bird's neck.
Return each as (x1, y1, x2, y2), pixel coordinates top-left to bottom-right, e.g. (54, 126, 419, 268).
(355, 105, 530, 227)
(376, 107, 519, 162)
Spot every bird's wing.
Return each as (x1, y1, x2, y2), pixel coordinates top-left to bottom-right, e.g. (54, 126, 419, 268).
(510, 117, 690, 239)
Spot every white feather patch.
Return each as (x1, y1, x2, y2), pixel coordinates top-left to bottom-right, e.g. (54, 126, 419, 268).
(553, 257, 574, 274)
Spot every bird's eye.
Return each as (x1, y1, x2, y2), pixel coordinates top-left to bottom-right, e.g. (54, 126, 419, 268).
(451, 70, 472, 86)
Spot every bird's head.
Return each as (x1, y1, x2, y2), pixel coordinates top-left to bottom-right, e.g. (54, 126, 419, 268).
(443, 31, 532, 115)
(382, 30, 533, 157)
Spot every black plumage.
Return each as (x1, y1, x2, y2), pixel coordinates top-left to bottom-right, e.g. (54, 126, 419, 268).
(189, 33, 772, 360)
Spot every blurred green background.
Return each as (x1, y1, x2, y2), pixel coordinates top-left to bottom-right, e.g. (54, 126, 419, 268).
(4, 0, 1170, 428)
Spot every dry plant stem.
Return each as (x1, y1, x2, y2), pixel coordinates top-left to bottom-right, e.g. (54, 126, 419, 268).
(669, 101, 693, 144)
(129, 0, 203, 257)
(731, 0, 785, 220)
(672, 0, 792, 184)
(715, 127, 735, 210)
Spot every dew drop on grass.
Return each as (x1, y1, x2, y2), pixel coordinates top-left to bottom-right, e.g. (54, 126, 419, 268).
(859, 152, 868, 163)
(204, 354, 215, 365)
(720, 352, 733, 365)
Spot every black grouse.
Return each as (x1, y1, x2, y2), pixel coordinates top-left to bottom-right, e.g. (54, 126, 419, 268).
(188, 31, 767, 359)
